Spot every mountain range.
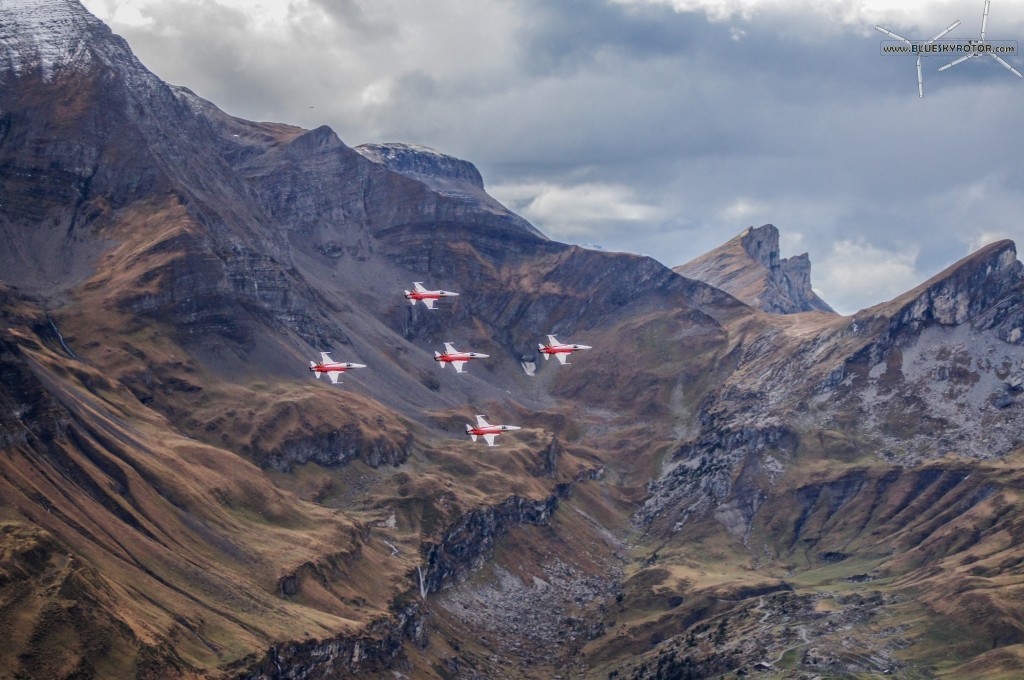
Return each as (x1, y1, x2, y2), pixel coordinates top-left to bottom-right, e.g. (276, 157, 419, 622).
(3, 2, 1024, 679)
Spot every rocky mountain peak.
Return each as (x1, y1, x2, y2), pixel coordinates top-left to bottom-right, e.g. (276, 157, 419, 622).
(738, 223, 780, 269)
(865, 239, 1024, 343)
(355, 142, 486, 190)
(0, 0, 127, 78)
(352, 141, 546, 239)
(674, 224, 835, 315)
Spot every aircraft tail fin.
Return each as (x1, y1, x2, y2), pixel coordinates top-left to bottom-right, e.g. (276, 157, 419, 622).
(310, 361, 321, 378)
(404, 291, 416, 304)
(466, 424, 476, 442)
(539, 344, 549, 359)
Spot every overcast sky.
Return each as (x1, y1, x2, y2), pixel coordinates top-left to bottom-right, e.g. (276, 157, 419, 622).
(79, 0, 1024, 314)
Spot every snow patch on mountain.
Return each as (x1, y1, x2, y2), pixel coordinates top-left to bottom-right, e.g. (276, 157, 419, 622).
(0, 0, 113, 78)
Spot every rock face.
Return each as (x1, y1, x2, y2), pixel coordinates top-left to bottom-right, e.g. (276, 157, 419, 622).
(867, 239, 1024, 344)
(418, 488, 568, 596)
(240, 603, 428, 680)
(355, 142, 485, 189)
(674, 224, 835, 314)
(354, 141, 546, 238)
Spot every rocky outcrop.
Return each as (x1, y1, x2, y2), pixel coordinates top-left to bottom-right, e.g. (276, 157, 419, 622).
(238, 602, 427, 680)
(637, 424, 795, 535)
(531, 436, 564, 477)
(858, 239, 1024, 348)
(0, 310, 70, 449)
(674, 224, 835, 314)
(351, 142, 546, 237)
(248, 488, 575, 679)
(355, 142, 485, 189)
(417, 487, 570, 596)
(253, 425, 412, 472)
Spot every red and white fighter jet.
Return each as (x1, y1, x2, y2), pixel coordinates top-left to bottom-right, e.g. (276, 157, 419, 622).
(465, 415, 521, 446)
(538, 335, 592, 365)
(309, 352, 366, 384)
(404, 282, 459, 310)
(434, 342, 489, 373)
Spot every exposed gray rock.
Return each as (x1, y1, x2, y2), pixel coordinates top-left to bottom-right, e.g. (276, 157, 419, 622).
(674, 224, 835, 314)
(239, 602, 427, 680)
(355, 142, 485, 190)
(253, 425, 412, 472)
(417, 486, 570, 596)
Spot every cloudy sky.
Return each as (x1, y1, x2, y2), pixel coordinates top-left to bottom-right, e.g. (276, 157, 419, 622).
(79, 0, 1024, 314)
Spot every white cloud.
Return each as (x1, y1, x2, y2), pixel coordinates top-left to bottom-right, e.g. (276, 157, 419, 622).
(817, 239, 922, 314)
(721, 198, 767, 222)
(491, 182, 665, 239)
(966, 231, 1016, 253)
(607, 0, 1024, 27)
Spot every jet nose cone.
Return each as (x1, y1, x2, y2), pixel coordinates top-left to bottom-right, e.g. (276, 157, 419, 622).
(476, 353, 490, 358)
(349, 363, 367, 369)
(577, 345, 592, 350)
(504, 425, 522, 431)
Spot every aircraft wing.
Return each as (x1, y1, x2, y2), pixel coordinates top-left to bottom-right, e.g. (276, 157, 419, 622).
(475, 415, 491, 427)
(320, 352, 333, 363)
(555, 352, 569, 365)
(483, 433, 497, 446)
(327, 371, 341, 384)
(444, 342, 457, 353)
(413, 282, 428, 293)
(547, 335, 559, 346)
(422, 298, 436, 309)
(452, 361, 466, 373)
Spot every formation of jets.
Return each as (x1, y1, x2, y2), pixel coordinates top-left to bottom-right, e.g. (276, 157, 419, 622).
(307, 282, 594, 446)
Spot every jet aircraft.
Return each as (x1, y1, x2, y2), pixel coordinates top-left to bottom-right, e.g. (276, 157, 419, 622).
(404, 282, 459, 309)
(465, 415, 521, 446)
(309, 352, 366, 384)
(539, 335, 592, 365)
(434, 342, 489, 373)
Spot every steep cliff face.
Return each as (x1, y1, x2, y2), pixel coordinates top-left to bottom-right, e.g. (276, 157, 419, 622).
(417, 488, 567, 595)
(674, 224, 835, 314)
(862, 239, 1024, 344)
(239, 603, 428, 680)
(355, 142, 485, 190)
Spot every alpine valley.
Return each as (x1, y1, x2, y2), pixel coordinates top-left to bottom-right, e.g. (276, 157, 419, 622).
(3, 2, 1024, 679)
